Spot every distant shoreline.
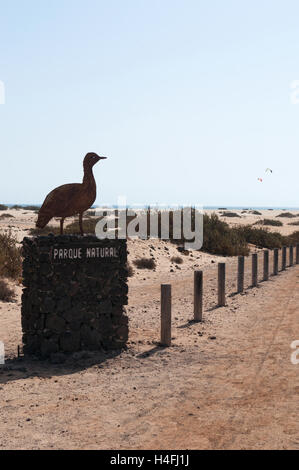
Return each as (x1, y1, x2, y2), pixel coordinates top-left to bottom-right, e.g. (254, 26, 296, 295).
(2, 204, 299, 211)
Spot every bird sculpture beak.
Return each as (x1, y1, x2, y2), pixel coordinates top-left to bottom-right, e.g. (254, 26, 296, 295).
(99, 156, 107, 160)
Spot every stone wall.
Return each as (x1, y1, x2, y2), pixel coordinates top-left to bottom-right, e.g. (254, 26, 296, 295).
(21, 235, 128, 358)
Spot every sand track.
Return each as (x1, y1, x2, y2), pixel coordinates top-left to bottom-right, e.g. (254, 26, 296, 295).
(0, 263, 298, 449)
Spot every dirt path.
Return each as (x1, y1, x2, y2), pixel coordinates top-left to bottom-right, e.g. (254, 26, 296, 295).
(0, 265, 298, 449)
(142, 266, 299, 450)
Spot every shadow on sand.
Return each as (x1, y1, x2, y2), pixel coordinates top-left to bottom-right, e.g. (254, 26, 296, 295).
(0, 349, 122, 385)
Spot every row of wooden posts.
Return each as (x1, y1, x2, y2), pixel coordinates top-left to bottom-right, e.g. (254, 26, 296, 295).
(160, 244, 299, 347)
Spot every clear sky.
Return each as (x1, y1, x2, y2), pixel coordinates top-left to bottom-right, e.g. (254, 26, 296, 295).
(0, 0, 299, 207)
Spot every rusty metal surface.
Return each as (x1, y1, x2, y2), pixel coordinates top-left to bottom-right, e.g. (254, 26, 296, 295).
(36, 153, 106, 235)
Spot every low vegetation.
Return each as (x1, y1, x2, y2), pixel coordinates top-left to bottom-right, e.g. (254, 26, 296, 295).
(0, 204, 8, 211)
(170, 256, 183, 264)
(29, 224, 60, 236)
(126, 263, 134, 277)
(235, 225, 285, 249)
(287, 231, 299, 245)
(288, 221, 299, 226)
(24, 205, 41, 211)
(0, 232, 22, 280)
(0, 278, 15, 302)
(133, 258, 156, 270)
(277, 212, 296, 218)
(0, 214, 14, 220)
(220, 212, 241, 218)
(201, 215, 249, 256)
(30, 214, 101, 236)
(255, 219, 283, 227)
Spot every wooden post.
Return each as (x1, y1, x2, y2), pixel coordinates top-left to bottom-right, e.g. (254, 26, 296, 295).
(290, 246, 294, 267)
(273, 248, 279, 275)
(296, 244, 299, 265)
(194, 271, 203, 322)
(237, 256, 244, 293)
(263, 250, 269, 281)
(218, 263, 226, 307)
(282, 246, 287, 271)
(252, 253, 258, 287)
(161, 284, 171, 347)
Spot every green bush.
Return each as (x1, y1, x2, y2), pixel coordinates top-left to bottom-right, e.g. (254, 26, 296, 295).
(287, 231, 299, 245)
(235, 225, 285, 249)
(0, 204, 8, 211)
(201, 215, 249, 256)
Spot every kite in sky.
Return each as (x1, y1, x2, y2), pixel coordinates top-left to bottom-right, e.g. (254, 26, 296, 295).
(257, 168, 273, 182)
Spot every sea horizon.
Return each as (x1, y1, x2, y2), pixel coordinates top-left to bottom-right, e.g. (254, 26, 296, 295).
(2, 204, 299, 211)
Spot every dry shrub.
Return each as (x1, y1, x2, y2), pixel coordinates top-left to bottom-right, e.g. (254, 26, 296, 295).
(29, 225, 60, 236)
(277, 212, 296, 218)
(0, 213, 14, 219)
(30, 216, 102, 236)
(0, 278, 15, 302)
(255, 219, 283, 227)
(23, 205, 41, 211)
(171, 256, 183, 264)
(0, 232, 22, 280)
(126, 263, 134, 277)
(220, 212, 241, 218)
(133, 258, 156, 270)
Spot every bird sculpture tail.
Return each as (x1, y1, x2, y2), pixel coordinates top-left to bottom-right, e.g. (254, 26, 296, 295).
(36, 212, 52, 229)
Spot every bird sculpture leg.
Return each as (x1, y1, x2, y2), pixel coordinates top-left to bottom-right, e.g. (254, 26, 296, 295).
(60, 218, 65, 235)
(79, 213, 84, 236)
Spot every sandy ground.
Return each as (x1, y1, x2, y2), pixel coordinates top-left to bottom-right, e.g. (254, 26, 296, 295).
(0, 209, 298, 449)
(212, 208, 299, 237)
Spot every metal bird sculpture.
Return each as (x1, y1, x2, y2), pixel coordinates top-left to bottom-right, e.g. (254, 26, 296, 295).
(36, 152, 107, 235)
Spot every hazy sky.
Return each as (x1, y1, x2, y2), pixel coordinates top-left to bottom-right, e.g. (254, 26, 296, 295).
(1, 0, 299, 207)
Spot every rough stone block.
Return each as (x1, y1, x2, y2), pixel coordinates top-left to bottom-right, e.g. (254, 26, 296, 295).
(21, 236, 128, 358)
